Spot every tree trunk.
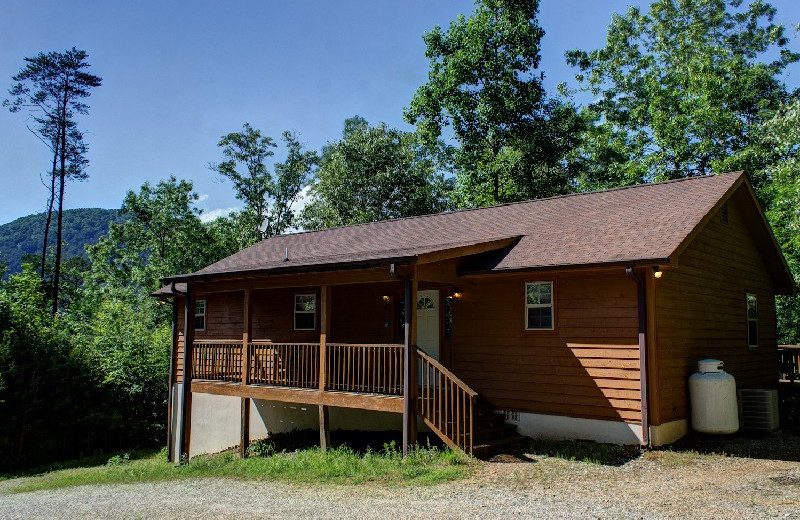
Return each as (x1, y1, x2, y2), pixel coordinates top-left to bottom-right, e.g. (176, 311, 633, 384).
(52, 81, 69, 316)
(41, 143, 59, 280)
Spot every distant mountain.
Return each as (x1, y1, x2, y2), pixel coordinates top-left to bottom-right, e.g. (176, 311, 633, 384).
(0, 208, 125, 275)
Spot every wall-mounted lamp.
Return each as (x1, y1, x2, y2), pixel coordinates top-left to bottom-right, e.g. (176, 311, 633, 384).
(452, 292, 463, 302)
(652, 266, 663, 279)
(382, 295, 391, 304)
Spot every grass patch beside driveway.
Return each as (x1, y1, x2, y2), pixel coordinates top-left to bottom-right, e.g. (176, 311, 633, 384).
(5, 443, 473, 494)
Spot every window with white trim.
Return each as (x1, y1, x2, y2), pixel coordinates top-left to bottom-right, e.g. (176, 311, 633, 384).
(194, 300, 206, 331)
(525, 282, 553, 330)
(294, 293, 316, 330)
(746, 293, 758, 349)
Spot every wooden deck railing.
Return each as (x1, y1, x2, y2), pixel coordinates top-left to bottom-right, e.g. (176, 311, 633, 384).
(249, 342, 320, 388)
(415, 347, 478, 455)
(326, 343, 404, 395)
(192, 340, 403, 394)
(192, 341, 243, 382)
(191, 340, 480, 454)
(779, 345, 800, 382)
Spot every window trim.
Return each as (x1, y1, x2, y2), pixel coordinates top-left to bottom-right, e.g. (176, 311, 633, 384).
(194, 299, 206, 332)
(293, 293, 317, 331)
(524, 281, 555, 331)
(746, 292, 758, 350)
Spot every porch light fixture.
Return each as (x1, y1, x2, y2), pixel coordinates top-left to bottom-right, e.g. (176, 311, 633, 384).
(652, 266, 663, 279)
(382, 295, 391, 304)
(452, 292, 463, 302)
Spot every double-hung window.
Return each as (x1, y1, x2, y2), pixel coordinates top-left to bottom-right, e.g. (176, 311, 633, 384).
(194, 300, 206, 331)
(294, 293, 316, 330)
(525, 282, 553, 330)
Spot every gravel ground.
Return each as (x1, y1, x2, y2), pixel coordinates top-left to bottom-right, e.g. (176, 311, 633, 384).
(2, 450, 800, 520)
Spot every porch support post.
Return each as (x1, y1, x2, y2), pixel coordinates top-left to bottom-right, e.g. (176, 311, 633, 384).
(402, 267, 418, 456)
(240, 288, 252, 458)
(625, 266, 650, 448)
(319, 285, 331, 452)
(180, 284, 195, 461)
(166, 296, 177, 463)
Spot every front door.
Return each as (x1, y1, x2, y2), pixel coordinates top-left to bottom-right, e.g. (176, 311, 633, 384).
(416, 290, 440, 361)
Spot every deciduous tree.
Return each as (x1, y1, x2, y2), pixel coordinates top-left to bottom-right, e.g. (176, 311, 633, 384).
(565, 0, 798, 187)
(300, 117, 453, 230)
(405, 0, 582, 206)
(209, 124, 316, 244)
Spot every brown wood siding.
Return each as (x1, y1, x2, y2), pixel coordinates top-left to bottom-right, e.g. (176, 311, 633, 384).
(172, 283, 405, 382)
(452, 272, 642, 423)
(330, 282, 403, 344)
(655, 190, 779, 424)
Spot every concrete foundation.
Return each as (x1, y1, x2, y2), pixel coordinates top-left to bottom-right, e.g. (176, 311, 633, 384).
(186, 390, 405, 458)
(510, 411, 688, 446)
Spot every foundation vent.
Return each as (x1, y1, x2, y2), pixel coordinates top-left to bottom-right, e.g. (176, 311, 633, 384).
(737, 388, 779, 431)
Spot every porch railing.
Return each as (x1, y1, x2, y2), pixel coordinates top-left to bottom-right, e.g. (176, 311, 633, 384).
(249, 342, 320, 389)
(779, 345, 800, 382)
(191, 339, 479, 454)
(192, 340, 403, 394)
(192, 341, 243, 382)
(415, 347, 477, 454)
(327, 343, 404, 395)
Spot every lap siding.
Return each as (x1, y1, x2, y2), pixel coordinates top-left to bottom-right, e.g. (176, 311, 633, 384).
(452, 272, 642, 424)
(655, 192, 778, 424)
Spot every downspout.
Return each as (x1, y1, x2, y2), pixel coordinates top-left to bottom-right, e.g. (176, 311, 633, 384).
(625, 267, 650, 448)
(180, 283, 193, 461)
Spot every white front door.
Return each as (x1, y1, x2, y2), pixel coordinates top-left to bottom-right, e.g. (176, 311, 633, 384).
(416, 290, 440, 361)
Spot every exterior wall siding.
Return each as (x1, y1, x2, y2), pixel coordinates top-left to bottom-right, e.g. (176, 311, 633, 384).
(655, 191, 779, 425)
(451, 271, 642, 423)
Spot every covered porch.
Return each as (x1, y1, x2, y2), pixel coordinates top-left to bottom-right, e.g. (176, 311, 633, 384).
(169, 263, 483, 462)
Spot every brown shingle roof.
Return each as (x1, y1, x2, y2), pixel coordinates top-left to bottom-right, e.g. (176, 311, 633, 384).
(162, 172, 749, 284)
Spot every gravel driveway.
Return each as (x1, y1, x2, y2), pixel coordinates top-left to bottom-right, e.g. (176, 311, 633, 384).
(2, 450, 800, 520)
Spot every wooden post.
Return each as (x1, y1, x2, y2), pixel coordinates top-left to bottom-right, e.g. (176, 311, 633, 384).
(319, 285, 331, 452)
(402, 267, 418, 456)
(166, 296, 177, 463)
(180, 285, 195, 461)
(240, 288, 252, 458)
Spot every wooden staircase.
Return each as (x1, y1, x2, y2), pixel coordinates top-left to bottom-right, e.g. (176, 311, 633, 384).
(471, 398, 526, 458)
(414, 347, 526, 457)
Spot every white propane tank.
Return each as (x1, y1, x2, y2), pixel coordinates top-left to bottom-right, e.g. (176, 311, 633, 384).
(689, 359, 739, 434)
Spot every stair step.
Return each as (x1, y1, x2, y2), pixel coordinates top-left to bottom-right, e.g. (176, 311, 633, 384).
(473, 423, 518, 442)
(475, 413, 505, 428)
(472, 434, 527, 457)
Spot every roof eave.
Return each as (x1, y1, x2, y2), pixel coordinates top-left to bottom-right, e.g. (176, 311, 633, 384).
(458, 257, 673, 277)
(160, 255, 419, 286)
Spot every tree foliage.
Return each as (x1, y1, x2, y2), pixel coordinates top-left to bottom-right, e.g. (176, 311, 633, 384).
(300, 116, 453, 230)
(405, 0, 583, 206)
(88, 177, 223, 292)
(730, 101, 800, 343)
(209, 124, 316, 244)
(566, 0, 798, 188)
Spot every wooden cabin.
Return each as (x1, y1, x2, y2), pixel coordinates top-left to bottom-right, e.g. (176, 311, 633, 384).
(154, 172, 795, 461)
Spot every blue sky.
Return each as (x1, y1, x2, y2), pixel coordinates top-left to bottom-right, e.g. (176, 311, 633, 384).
(1, 0, 799, 225)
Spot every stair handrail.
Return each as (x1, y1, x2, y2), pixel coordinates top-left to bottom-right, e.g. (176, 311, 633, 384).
(414, 346, 478, 454)
(414, 347, 478, 397)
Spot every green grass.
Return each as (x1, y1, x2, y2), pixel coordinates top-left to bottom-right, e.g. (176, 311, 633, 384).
(4, 443, 473, 494)
(526, 439, 641, 466)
